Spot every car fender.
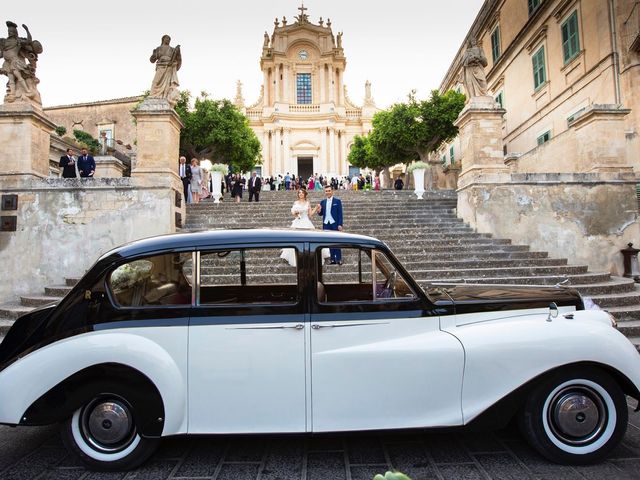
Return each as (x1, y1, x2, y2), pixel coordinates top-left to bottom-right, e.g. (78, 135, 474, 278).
(443, 309, 640, 424)
(0, 328, 188, 435)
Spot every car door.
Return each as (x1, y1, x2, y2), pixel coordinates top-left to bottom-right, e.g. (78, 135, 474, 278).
(309, 244, 465, 432)
(188, 245, 308, 434)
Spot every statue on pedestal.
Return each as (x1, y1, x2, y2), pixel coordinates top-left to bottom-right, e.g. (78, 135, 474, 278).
(364, 80, 375, 107)
(0, 21, 43, 105)
(149, 35, 181, 108)
(461, 37, 488, 98)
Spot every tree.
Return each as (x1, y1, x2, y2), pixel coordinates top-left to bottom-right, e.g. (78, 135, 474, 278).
(347, 134, 384, 172)
(177, 91, 262, 172)
(369, 89, 466, 166)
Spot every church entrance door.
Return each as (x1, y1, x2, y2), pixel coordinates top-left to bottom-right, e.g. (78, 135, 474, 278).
(297, 157, 313, 182)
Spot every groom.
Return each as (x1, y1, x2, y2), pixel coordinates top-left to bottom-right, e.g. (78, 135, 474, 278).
(317, 185, 344, 264)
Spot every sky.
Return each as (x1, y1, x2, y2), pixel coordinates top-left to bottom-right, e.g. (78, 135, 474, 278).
(3, 0, 484, 109)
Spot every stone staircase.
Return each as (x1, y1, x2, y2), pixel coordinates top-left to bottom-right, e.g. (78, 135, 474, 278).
(1, 189, 638, 350)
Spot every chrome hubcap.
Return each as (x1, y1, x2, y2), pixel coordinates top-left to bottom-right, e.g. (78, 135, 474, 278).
(548, 386, 607, 446)
(80, 398, 136, 453)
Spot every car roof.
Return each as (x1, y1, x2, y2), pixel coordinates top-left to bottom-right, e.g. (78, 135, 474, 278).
(99, 229, 385, 261)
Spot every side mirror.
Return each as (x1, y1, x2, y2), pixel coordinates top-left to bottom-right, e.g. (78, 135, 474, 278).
(547, 302, 559, 322)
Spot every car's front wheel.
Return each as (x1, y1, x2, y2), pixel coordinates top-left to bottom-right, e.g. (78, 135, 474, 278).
(61, 395, 160, 471)
(518, 367, 628, 464)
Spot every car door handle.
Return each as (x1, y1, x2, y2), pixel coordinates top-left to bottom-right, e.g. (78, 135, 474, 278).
(282, 323, 305, 330)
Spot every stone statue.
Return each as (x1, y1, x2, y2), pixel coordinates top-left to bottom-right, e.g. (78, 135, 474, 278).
(234, 80, 245, 108)
(263, 31, 270, 48)
(0, 21, 43, 105)
(319, 17, 324, 26)
(337, 32, 343, 48)
(282, 16, 288, 26)
(149, 34, 181, 108)
(461, 37, 488, 98)
(274, 17, 279, 28)
(364, 80, 375, 106)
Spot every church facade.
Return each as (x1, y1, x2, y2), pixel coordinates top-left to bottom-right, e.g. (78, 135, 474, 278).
(236, 5, 378, 180)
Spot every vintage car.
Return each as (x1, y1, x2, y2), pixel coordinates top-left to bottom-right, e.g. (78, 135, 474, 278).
(0, 229, 639, 470)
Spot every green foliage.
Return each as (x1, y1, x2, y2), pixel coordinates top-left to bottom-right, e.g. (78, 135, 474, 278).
(373, 471, 413, 480)
(369, 89, 466, 167)
(406, 161, 429, 173)
(177, 91, 262, 173)
(72, 129, 101, 154)
(54, 125, 67, 137)
(347, 135, 384, 171)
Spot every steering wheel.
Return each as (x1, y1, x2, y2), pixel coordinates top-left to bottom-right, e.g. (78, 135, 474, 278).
(381, 271, 397, 298)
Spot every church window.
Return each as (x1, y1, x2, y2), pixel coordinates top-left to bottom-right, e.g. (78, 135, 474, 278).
(561, 11, 580, 64)
(449, 146, 455, 163)
(528, 0, 541, 16)
(297, 73, 312, 104)
(532, 46, 547, 90)
(491, 26, 501, 62)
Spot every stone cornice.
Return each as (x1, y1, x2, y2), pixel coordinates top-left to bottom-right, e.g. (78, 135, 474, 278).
(44, 96, 143, 110)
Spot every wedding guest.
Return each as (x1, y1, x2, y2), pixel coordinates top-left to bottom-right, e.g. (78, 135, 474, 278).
(231, 173, 243, 203)
(77, 148, 96, 178)
(178, 156, 191, 202)
(190, 158, 203, 203)
(59, 148, 78, 178)
(394, 176, 404, 190)
(248, 171, 262, 202)
(317, 185, 344, 264)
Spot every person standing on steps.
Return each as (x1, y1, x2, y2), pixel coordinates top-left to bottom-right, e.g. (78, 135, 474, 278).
(59, 148, 78, 178)
(77, 148, 95, 178)
(248, 171, 262, 202)
(317, 185, 344, 265)
(178, 156, 191, 202)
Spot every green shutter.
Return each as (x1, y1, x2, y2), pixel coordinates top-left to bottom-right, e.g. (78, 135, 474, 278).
(562, 11, 580, 64)
(491, 27, 501, 62)
(449, 146, 455, 163)
(495, 92, 504, 108)
(528, 0, 541, 15)
(532, 46, 546, 90)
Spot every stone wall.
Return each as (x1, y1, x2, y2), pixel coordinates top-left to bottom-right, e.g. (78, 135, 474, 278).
(0, 177, 183, 302)
(457, 172, 640, 275)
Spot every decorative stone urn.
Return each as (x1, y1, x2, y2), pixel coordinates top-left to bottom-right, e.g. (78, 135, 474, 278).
(211, 171, 223, 203)
(412, 168, 426, 200)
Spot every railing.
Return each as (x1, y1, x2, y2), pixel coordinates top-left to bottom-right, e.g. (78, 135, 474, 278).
(289, 104, 320, 113)
(345, 108, 362, 118)
(100, 138, 132, 175)
(624, 2, 640, 52)
(246, 109, 263, 119)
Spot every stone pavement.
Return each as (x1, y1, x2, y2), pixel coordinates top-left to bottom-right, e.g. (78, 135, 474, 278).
(0, 401, 638, 480)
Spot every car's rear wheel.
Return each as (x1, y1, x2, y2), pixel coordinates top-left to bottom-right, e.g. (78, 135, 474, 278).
(518, 367, 627, 464)
(61, 395, 160, 471)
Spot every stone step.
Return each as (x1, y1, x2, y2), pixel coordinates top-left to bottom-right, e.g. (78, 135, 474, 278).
(615, 319, 640, 337)
(44, 285, 73, 297)
(19, 295, 60, 308)
(66, 277, 80, 287)
(0, 302, 33, 320)
(571, 277, 637, 296)
(0, 318, 13, 336)
(588, 289, 640, 308)
(422, 272, 611, 286)
(605, 305, 640, 322)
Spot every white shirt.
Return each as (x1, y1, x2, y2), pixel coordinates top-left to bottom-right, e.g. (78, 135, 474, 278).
(180, 164, 185, 177)
(324, 196, 335, 224)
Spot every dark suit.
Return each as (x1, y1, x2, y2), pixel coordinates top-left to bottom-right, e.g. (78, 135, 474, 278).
(179, 163, 192, 202)
(318, 196, 344, 263)
(248, 176, 262, 202)
(77, 154, 96, 177)
(59, 155, 77, 178)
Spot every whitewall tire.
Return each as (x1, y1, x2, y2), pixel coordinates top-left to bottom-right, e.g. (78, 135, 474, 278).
(61, 395, 160, 471)
(518, 367, 628, 464)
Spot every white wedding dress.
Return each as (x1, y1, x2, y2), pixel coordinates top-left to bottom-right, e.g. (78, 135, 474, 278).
(281, 201, 330, 267)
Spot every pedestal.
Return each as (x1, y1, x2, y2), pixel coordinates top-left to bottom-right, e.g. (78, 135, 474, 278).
(412, 168, 426, 199)
(0, 103, 56, 178)
(454, 96, 507, 190)
(131, 98, 184, 179)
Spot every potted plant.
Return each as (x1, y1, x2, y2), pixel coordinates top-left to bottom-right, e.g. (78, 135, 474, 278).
(407, 161, 429, 199)
(209, 163, 229, 203)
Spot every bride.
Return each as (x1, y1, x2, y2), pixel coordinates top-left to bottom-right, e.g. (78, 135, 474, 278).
(281, 189, 329, 266)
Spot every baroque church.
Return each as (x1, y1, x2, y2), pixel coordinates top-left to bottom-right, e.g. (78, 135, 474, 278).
(236, 5, 378, 179)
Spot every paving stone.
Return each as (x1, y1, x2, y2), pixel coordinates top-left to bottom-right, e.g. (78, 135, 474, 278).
(83, 472, 128, 480)
(120, 459, 177, 480)
(172, 439, 225, 478)
(350, 465, 390, 480)
(501, 440, 583, 480)
(307, 436, 344, 452)
(573, 461, 637, 480)
(474, 452, 535, 480)
(610, 459, 640, 479)
(386, 443, 438, 480)
(0, 425, 58, 472)
(224, 437, 267, 462)
(458, 432, 507, 454)
(306, 451, 347, 480)
(38, 468, 86, 480)
(216, 463, 260, 480)
(423, 434, 474, 464)
(346, 437, 387, 464)
(436, 464, 486, 479)
(260, 439, 303, 480)
(0, 446, 67, 480)
(153, 436, 192, 460)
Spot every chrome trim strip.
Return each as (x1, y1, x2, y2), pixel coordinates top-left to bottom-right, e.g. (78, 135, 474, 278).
(195, 251, 201, 306)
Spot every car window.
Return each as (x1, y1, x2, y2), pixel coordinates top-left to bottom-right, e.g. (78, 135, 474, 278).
(109, 253, 192, 307)
(199, 248, 299, 305)
(316, 247, 415, 303)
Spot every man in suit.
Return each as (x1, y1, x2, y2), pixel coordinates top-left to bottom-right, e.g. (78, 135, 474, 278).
(178, 156, 191, 202)
(248, 171, 262, 202)
(317, 185, 344, 264)
(77, 148, 96, 178)
(59, 148, 77, 178)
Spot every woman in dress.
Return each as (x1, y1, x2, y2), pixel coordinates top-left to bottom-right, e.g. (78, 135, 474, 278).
(190, 158, 203, 204)
(280, 189, 329, 267)
(231, 174, 243, 203)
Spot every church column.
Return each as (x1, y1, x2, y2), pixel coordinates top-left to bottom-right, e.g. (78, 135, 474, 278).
(283, 128, 291, 173)
(274, 65, 281, 103)
(274, 128, 282, 174)
(329, 128, 336, 175)
(283, 64, 290, 103)
(340, 130, 348, 175)
(319, 65, 325, 103)
(264, 70, 270, 106)
(329, 66, 335, 103)
(262, 130, 270, 175)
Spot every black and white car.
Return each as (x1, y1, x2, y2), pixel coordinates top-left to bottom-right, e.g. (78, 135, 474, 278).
(0, 229, 638, 470)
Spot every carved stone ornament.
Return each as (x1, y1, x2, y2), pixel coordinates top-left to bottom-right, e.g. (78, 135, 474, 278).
(0, 21, 43, 106)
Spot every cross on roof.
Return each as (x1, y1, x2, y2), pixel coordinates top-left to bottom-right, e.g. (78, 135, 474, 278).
(298, 3, 307, 16)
